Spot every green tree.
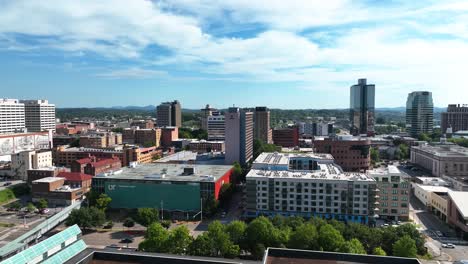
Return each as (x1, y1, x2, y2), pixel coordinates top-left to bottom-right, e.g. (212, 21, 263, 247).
(392, 235, 417, 258)
(36, 198, 48, 210)
(95, 193, 112, 211)
(370, 147, 380, 165)
(66, 207, 106, 229)
(372, 247, 387, 256)
(288, 223, 318, 250)
(318, 224, 345, 252)
(418, 133, 432, 142)
(341, 238, 366, 254)
(189, 233, 212, 256)
(225, 220, 247, 246)
(395, 224, 426, 255)
(136, 208, 160, 227)
(167, 226, 192, 255)
(246, 216, 274, 251)
(207, 221, 239, 258)
(218, 183, 233, 208)
(376, 117, 386, 124)
(232, 162, 242, 183)
(139, 222, 169, 253)
(8, 201, 21, 210)
(124, 218, 135, 228)
(26, 203, 36, 213)
(285, 216, 305, 231)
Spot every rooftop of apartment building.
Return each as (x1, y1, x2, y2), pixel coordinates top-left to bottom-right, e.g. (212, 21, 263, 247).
(57, 146, 124, 153)
(75, 156, 120, 166)
(58, 172, 93, 182)
(94, 163, 233, 183)
(247, 164, 374, 182)
(411, 141, 468, 157)
(367, 165, 404, 176)
(253, 152, 334, 166)
(156, 150, 198, 162)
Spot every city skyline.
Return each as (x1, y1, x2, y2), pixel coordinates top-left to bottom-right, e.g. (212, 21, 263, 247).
(2, 1, 468, 108)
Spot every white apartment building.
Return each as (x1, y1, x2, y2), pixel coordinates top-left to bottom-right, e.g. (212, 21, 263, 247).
(246, 152, 379, 224)
(11, 150, 53, 180)
(20, 100, 56, 132)
(0, 99, 25, 134)
(207, 114, 225, 141)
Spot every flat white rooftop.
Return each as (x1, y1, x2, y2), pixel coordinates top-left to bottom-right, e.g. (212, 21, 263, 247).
(32, 177, 62, 183)
(414, 183, 450, 193)
(412, 143, 468, 157)
(367, 165, 404, 176)
(449, 191, 468, 218)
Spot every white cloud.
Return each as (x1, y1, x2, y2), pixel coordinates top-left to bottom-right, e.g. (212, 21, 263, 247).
(96, 67, 168, 79)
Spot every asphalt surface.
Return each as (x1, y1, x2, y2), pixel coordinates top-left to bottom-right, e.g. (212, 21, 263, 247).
(0, 180, 24, 192)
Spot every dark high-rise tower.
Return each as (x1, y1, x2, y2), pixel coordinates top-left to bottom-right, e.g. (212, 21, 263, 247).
(156, 100, 181, 127)
(350, 79, 375, 135)
(254, 106, 272, 144)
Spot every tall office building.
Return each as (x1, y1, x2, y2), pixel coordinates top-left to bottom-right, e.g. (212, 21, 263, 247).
(254, 107, 272, 144)
(0, 99, 25, 134)
(156, 100, 182, 127)
(441, 104, 468, 134)
(20, 100, 56, 132)
(225, 107, 253, 165)
(406, 91, 433, 137)
(207, 113, 225, 141)
(350, 79, 375, 136)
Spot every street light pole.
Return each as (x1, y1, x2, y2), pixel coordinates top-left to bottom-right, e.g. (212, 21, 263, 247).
(161, 200, 164, 221)
(200, 198, 203, 222)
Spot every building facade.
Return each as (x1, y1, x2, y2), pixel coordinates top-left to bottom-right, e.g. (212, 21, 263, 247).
(410, 142, 468, 177)
(225, 107, 253, 165)
(406, 91, 434, 137)
(447, 191, 468, 239)
(20, 100, 56, 132)
(0, 99, 25, 134)
(314, 136, 371, 172)
(134, 128, 162, 147)
(189, 140, 225, 153)
(11, 150, 53, 181)
(272, 126, 299, 147)
(71, 156, 122, 176)
(156, 100, 181, 127)
(350, 79, 375, 136)
(441, 104, 468, 134)
(254, 107, 272, 144)
(207, 114, 225, 141)
(161, 127, 178, 147)
(246, 152, 378, 224)
(368, 166, 410, 221)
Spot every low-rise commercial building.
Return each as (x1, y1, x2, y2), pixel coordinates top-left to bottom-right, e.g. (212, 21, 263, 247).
(314, 135, 371, 172)
(447, 191, 468, 239)
(367, 166, 410, 221)
(54, 145, 163, 167)
(58, 171, 93, 193)
(123, 128, 162, 147)
(91, 163, 233, 219)
(189, 140, 225, 153)
(441, 175, 468, 191)
(246, 152, 378, 224)
(411, 141, 468, 177)
(413, 184, 449, 222)
(71, 156, 121, 176)
(27, 167, 66, 184)
(31, 176, 89, 206)
(414, 177, 449, 186)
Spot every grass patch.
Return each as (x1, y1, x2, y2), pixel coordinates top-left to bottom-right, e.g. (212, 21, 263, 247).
(0, 222, 14, 228)
(418, 253, 433, 260)
(0, 184, 30, 205)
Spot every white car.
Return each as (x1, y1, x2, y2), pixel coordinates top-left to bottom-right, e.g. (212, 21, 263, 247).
(435, 231, 444, 237)
(442, 243, 455, 249)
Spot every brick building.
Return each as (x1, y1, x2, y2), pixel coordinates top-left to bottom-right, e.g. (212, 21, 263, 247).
(161, 127, 178, 147)
(71, 156, 121, 176)
(314, 135, 371, 172)
(272, 126, 299, 147)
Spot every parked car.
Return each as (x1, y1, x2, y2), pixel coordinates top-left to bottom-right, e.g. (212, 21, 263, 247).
(39, 209, 50, 214)
(435, 231, 444, 237)
(120, 238, 134, 244)
(442, 243, 455, 249)
(3, 182, 12, 186)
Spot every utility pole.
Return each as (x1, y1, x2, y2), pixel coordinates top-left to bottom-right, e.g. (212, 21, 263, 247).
(161, 200, 164, 221)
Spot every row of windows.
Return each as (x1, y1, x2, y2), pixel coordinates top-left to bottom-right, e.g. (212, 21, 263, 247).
(256, 205, 368, 215)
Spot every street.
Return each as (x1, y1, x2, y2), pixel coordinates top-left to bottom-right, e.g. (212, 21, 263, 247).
(410, 196, 468, 262)
(0, 180, 24, 192)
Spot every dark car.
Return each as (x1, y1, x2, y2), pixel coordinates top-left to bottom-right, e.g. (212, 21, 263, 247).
(3, 182, 12, 186)
(120, 238, 134, 244)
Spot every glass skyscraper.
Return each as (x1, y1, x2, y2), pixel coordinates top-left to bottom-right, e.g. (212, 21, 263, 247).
(350, 79, 375, 135)
(406, 91, 433, 137)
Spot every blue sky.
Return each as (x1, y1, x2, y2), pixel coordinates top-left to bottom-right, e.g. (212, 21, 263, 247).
(1, 0, 468, 109)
